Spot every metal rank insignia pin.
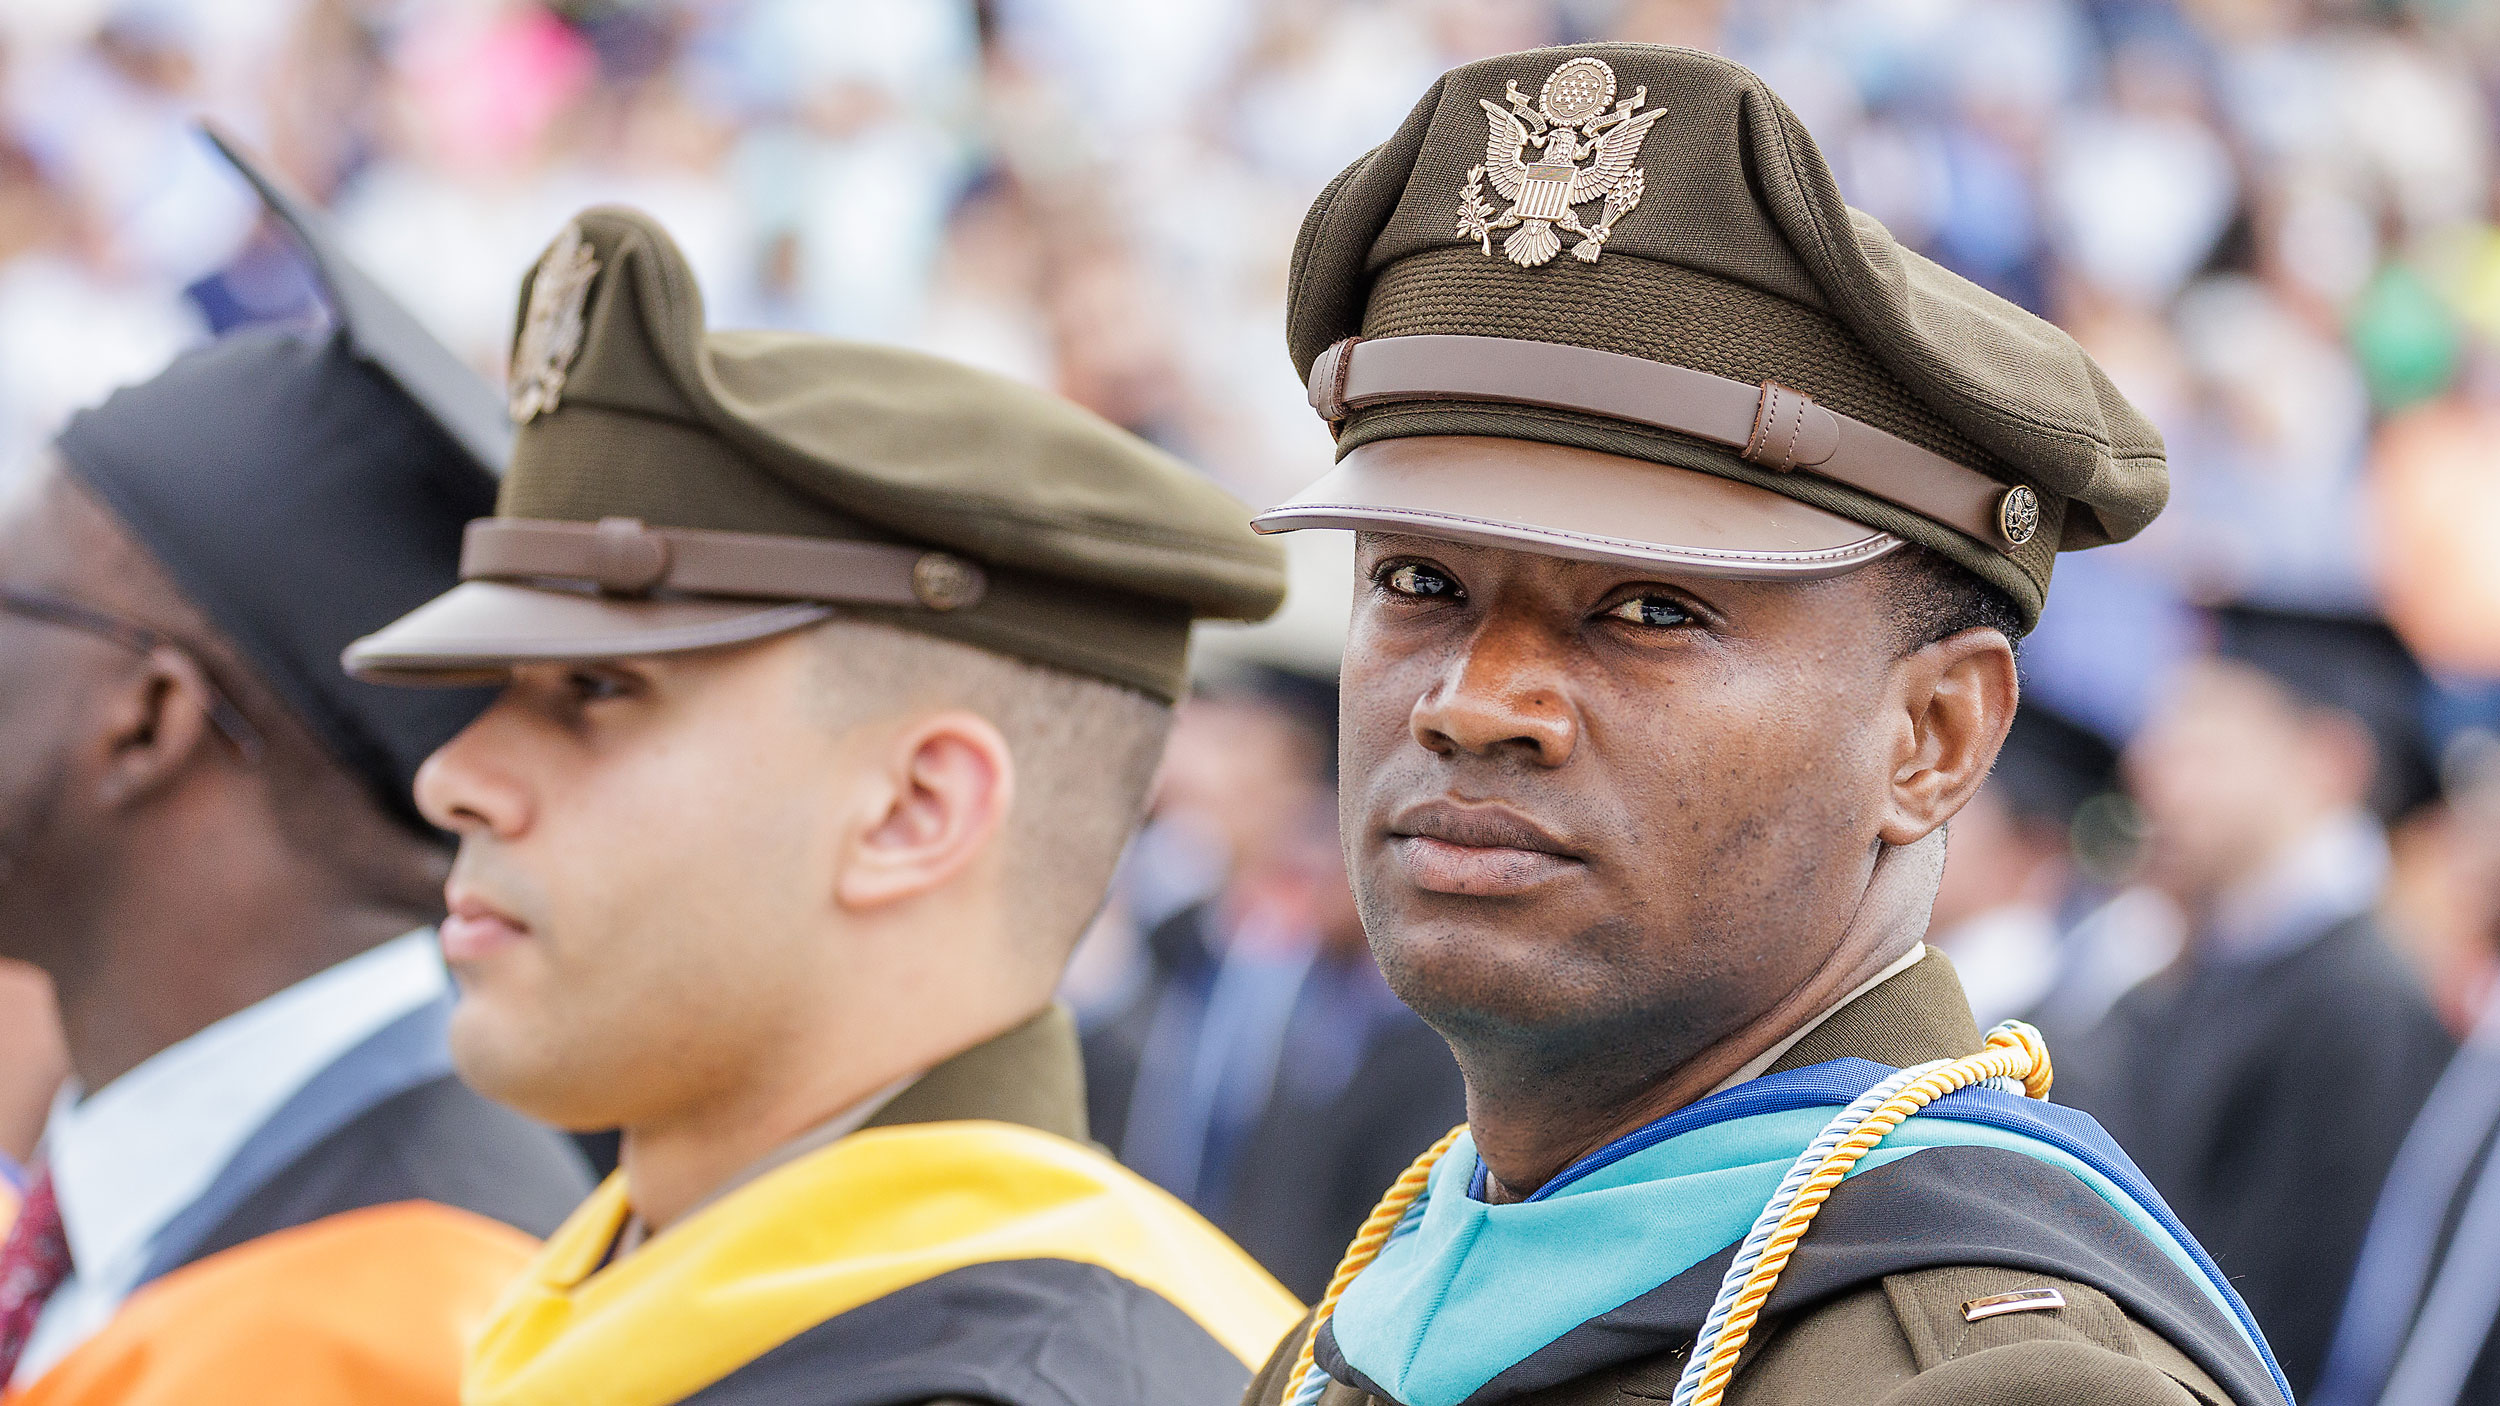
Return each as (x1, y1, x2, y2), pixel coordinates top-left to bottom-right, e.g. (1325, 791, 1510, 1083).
(1458, 56, 1666, 268)
(1998, 485, 2042, 548)
(1961, 1287, 2066, 1322)
(508, 222, 602, 424)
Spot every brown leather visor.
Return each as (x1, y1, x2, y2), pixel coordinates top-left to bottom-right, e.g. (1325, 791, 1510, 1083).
(342, 582, 836, 683)
(344, 517, 990, 682)
(1254, 436, 1904, 579)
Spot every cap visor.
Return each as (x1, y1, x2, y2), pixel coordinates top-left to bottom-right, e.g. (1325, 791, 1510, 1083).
(343, 580, 834, 684)
(1254, 436, 1901, 579)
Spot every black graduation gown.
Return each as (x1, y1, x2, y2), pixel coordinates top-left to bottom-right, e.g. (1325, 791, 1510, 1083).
(2055, 915, 2454, 1397)
(10, 995, 594, 1404)
(2312, 1025, 2500, 1406)
(136, 994, 592, 1284)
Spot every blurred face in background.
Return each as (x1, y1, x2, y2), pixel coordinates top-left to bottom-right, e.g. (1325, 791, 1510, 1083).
(2126, 658, 2374, 910)
(1225, 791, 1365, 961)
(1288, 799, 1367, 961)
(1154, 694, 1328, 883)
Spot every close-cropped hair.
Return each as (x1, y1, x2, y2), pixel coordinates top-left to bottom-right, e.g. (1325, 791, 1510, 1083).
(805, 615, 1173, 947)
(1871, 544, 2025, 656)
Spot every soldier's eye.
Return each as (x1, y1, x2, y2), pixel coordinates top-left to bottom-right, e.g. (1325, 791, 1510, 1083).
(565, 668, 635, 704)
(1603, 595, 1692, 628)
(1380, 562, 1462, 600)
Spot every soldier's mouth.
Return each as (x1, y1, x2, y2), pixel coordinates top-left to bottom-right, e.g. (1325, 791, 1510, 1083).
(1387, 800, 1585, 896)
(440, 889, 533, 963)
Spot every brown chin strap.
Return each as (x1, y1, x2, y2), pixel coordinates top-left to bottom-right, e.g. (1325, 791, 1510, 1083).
(1304, 334, 2038, 553)
(458, 517, 989, 612)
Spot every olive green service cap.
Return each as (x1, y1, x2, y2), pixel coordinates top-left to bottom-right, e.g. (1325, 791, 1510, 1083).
(1258, 44, 2168, 627)
(345, 208, 1286, 701)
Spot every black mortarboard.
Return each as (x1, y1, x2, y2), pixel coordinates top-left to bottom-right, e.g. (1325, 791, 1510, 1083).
(2210, 604, 2438, 821)
(50, 126, 503, 837)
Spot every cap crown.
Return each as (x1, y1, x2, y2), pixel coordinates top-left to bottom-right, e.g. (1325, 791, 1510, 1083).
(498, 208, 1285, 698)
(1288, 43, 2168, 622)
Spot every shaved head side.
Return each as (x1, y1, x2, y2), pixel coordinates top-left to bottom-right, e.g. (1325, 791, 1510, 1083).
(18, 462, 448, 913)
(1868, 545, 2027, 658)
(807, 616, 1173, 951)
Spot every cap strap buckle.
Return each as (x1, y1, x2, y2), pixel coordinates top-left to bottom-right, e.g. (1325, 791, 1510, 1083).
(589, 517, 672, 595)
(1308, 337, 1363, 422)
(1742, 381, 1838, 473)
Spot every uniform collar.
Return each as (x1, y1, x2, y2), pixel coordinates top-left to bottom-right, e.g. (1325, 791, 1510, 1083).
(619, 1068, 917, 1257)
(1708, 944, 1931, 1096)
(1766, 942, 1987, 1075)
(863, 1003, 1088, 1142)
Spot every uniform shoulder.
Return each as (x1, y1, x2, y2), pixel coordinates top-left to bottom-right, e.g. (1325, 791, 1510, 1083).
(1238, 1275, 2239, 1406)
(1732, 1265, 2231, 1406)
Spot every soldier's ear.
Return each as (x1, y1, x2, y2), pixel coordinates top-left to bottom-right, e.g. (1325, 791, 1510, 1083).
(835, 710, 1015, 913)
(1876, 629, 2018, 848)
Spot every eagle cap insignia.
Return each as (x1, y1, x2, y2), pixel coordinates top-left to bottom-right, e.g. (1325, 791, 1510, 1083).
(508, 222, 601, 424)
(1458, 57, 1666, 267)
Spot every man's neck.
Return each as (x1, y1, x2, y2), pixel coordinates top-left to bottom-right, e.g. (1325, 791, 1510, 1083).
(618, 998, 1043, 1236)
(1468, 834, 1945, 1202)
(52, 855, 413, 1093)
(616, 1068, 919, 1253)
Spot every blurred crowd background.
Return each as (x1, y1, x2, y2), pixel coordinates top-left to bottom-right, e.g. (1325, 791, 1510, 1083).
(7, 0, 2500, 1374)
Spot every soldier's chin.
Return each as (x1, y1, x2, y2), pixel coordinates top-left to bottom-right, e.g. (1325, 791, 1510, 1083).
(1367, 917, 1640, 1041)
(446, 999, 614, 1132)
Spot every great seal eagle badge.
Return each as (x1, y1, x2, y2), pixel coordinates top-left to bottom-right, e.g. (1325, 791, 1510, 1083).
(1458, 56, 1665, 268)
(508, 222, 601, 424)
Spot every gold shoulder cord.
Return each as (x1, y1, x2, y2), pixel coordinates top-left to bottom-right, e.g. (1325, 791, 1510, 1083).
(1283, 1024, 2054, 1406)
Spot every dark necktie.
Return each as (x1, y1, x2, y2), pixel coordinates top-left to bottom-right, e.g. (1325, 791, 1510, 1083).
(0, 1167, 71, 1384)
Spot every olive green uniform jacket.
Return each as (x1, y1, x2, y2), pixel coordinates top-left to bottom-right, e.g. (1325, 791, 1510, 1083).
(1243, 954, 2242, 1406)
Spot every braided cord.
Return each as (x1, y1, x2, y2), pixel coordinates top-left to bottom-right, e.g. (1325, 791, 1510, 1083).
(1287, 1123, 1470, 1406)
(1281, 1023, 2053, 1406)
(1672, 1022, 2055, 1406)
(1666, 1059, 1944, 1406)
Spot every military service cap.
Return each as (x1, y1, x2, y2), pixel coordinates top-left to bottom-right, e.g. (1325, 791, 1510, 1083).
(1258, 44, 2168, 627)
(347, 208, 1287, 701)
